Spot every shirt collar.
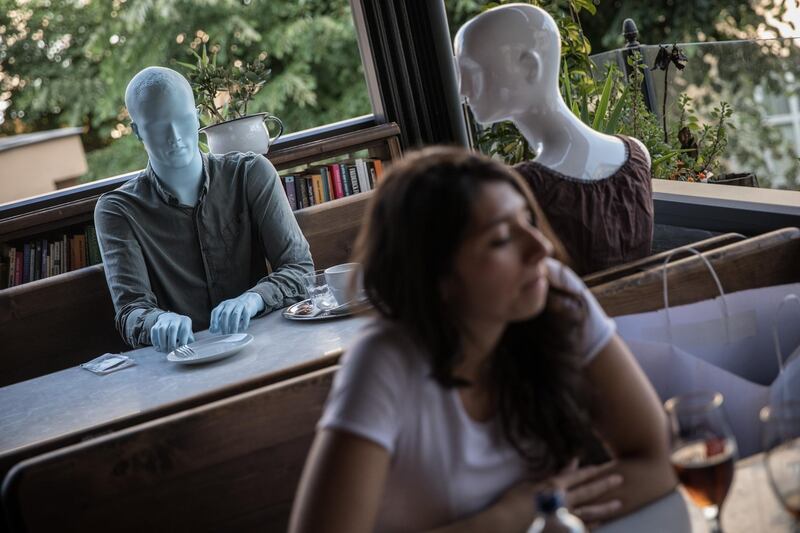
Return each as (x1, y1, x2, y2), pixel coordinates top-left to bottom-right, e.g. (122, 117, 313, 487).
(146, 152, 210, 207)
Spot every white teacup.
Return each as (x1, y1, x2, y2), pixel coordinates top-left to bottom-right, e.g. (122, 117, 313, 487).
(324, 262, 364, 306)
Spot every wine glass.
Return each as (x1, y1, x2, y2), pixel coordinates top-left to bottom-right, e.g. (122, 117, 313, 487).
(665, 391, 738, 533)
(761, 402, 800, 530)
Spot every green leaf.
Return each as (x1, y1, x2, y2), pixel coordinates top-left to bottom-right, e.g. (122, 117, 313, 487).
(605, 83, 629, 134)
(580, 92, 590, 124)
(592, 69, 615, 130)
(175, 61, 197, 71)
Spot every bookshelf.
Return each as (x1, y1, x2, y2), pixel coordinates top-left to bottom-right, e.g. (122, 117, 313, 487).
(0, 122, 401, 386)
(0, 122, 401, 289)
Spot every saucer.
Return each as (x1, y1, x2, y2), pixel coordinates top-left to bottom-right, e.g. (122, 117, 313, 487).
(166, 333, 253, 365)
(283, 298, 369, 321)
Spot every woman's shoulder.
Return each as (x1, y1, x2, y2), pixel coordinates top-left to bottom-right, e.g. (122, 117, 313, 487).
(342, 318, 429, 380)
(545, 257, 586, 294)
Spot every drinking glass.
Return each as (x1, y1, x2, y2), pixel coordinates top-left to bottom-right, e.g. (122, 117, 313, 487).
(665, 391, 737, 533)
(302, 270, 337, 311)
(761, 402, 800, 529)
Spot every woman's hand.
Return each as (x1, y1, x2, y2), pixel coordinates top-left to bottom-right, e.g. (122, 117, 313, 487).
(493, 460, 623, 531)
(553, 460, 623, 526)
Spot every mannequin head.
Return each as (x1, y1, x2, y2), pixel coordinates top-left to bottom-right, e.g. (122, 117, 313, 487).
(454, 4, 561, 124)
(125, 67, 200, 170)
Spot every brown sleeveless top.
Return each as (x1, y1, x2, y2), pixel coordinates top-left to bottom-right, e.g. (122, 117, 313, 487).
(514, 136, 653, 275)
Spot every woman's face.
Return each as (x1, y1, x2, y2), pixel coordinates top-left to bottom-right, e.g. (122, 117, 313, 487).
(445, 181, 554, 327)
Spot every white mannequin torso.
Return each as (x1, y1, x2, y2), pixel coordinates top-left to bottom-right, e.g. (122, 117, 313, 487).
(454, 3, 650, 182)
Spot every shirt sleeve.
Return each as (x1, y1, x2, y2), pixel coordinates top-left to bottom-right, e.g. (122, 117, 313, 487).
(546, 258, 616, 364)
(243, 155, 314, 313)
(318, 323, 411, 453)
(94, 195, 165, 348)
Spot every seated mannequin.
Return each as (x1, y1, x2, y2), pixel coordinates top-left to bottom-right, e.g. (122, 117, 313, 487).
(95, 66, 313, 353)
(454, 4, 654, 275)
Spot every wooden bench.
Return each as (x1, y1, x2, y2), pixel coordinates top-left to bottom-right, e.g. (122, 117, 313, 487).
(0, 192, 372, 387)
(592, 227, 800, 317)
(2, 366, 336, 533)
(583, 232, 745, 288)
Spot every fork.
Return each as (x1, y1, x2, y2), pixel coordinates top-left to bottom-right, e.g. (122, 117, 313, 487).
(173, 345, 197, 359)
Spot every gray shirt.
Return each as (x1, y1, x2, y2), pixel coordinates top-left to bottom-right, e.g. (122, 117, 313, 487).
(94, 151, 313, 348)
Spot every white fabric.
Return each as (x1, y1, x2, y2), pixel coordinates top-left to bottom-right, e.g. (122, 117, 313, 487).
(318, 259, 615, 532)
(625, 338, 770, 458)
(615, 283, 800, 457)
(615, 283, 800, 386)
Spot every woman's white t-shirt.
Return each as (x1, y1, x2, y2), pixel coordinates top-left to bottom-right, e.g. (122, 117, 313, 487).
(318, 259, 615, 532)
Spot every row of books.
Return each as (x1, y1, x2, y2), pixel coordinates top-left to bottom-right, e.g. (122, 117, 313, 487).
(280, 158, 384, 211)
(1, 225, 102, 289)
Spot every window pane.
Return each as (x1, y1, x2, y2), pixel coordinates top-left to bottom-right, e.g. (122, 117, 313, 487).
(0, 0, 371, 200)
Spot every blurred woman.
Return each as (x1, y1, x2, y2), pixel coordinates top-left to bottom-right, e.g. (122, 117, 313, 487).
(289, 147, 675, 533)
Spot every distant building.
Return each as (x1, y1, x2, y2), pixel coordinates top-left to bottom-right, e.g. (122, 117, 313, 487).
(0, 127, 87, 205)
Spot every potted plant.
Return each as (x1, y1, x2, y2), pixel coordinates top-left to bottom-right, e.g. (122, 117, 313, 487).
(178, 45, 284, 155)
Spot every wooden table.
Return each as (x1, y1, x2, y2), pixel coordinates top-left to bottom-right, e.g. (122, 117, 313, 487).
(598, 453, 796, 532)
(0, 309, 369, 481)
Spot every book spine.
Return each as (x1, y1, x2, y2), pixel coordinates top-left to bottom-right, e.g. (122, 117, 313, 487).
(54, 241, 60, 276)
(33, 240, 41, 281)
(62, 234, 68, 272)
(355, 159, 370, 192)
(284, 175, 297, 210)
(325, 168, 335, 201)
(15, 251, 22, 286)
(319, 167, 331, 202)
(47, 242, 53, 278)
(68, 236, 75, 272)
(339, 163, 352, 196)
(373, 159, 384, 183)
(7, 247, 15, 287)
(23, 243, 30, 283)
(367, 161, 378, 189)
(43, 240, 49, 278)
(348, 165, 361, 194)
(305, 177, 315, 206)
(76, 235, 86, 269)
(296, 177, 308, 208)
(330, 164, 344, 199)
(311, 174, 323, 205)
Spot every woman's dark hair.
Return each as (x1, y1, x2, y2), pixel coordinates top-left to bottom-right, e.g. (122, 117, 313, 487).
(352, 146, 596, 472)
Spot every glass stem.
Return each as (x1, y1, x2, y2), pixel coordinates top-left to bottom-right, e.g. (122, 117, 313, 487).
(704, 505, 723, 533)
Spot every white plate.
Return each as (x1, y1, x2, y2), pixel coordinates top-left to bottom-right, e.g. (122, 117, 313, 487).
(283, 298, 369, 321)
(166, 333, 253, 365)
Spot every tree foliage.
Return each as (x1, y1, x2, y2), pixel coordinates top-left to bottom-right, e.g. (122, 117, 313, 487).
(0, 0, 371, 181)
(446, 0, 800, 189)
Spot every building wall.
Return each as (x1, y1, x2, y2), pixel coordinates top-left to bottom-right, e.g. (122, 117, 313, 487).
(0, 135, 88, 205)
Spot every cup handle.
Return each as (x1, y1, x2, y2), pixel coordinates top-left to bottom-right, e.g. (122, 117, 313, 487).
(263, 115, 284, 144)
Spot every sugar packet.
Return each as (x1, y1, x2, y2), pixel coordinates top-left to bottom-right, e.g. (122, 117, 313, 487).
(81, 353, 135, 375)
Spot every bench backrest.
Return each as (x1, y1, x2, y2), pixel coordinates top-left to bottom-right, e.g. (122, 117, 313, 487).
(0, 193, 372, 386)
(2, 366, 336, 533)
(592, 227, 800, 316)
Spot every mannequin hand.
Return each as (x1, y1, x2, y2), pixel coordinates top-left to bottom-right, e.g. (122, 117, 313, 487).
(209, 292, 265, 334)
(150, 312, 195, 353)
(495, 460, 622, 528)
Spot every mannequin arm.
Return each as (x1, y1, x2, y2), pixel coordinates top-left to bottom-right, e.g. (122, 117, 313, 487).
(95, 196, 168, 348)
(150, 311, 195, 353)
(209, 291, 264, 334)
(245, 155, 314, 312)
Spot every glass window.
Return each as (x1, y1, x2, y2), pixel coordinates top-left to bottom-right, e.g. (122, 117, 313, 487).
(0, 0, 371, 200)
